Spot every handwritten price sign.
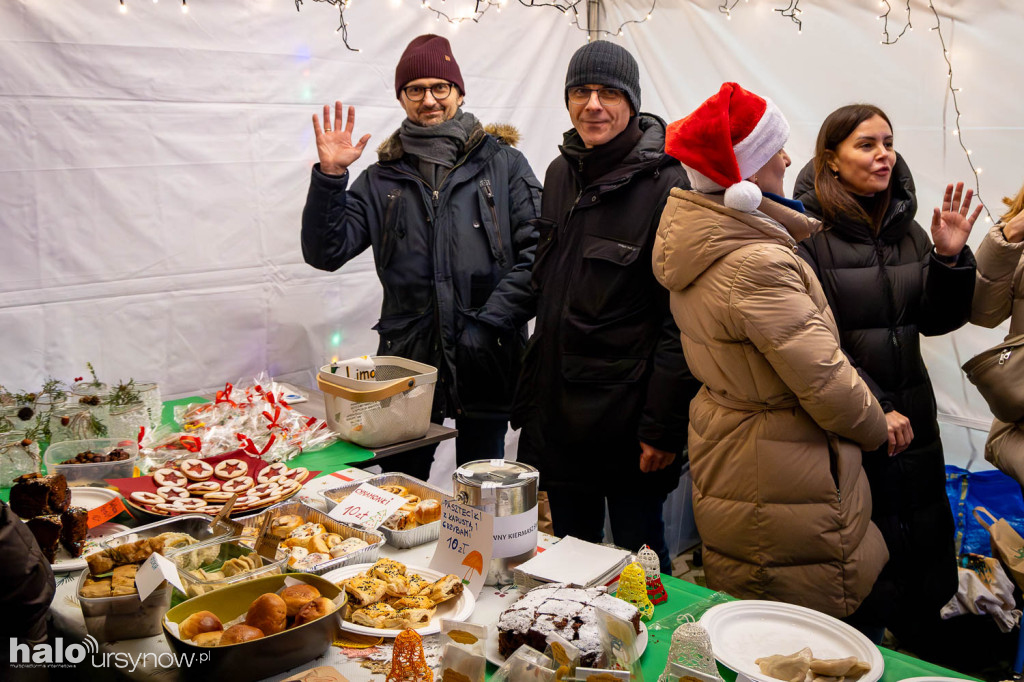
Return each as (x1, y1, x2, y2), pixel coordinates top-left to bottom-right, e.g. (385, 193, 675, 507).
(327, 483, 407, 530)
(87, 497, 127, 528)
(429, 500, 494, 597)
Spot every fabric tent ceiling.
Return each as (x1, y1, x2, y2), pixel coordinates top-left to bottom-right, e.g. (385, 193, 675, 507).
(2, 0, 1023, 473)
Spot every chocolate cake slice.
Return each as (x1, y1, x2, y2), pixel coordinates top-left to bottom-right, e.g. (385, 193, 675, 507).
(60, 506, 89, 557)
(496, 583, 641, 667)
(10, 472, 70, 518)
(26, 515, 63, 563)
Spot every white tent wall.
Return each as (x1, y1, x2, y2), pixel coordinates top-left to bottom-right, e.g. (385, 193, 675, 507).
(2, 1, 1022, 523)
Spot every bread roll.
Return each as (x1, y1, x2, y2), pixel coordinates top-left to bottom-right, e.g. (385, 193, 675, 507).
(414, 499, 441, 524)
(245, 593, 288, 636)
(220, 624, 264, 645)
(280, 583, 321, 617)
(293, 597, 335, 626)
(179, 610, 224, 640)
(191, 630, 223, 647)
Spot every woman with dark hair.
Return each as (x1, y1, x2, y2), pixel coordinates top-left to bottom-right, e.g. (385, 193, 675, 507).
(793, 103, 981, 647)
(970, 181, 1024, 488)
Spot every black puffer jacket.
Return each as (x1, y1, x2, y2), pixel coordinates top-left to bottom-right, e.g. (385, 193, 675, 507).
(793, 154, 973, 616)
(302, 123, 542, 420)
(513, 115, 701, 496)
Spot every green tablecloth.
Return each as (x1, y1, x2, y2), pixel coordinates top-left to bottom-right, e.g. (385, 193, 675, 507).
(629, 576, 979, 681)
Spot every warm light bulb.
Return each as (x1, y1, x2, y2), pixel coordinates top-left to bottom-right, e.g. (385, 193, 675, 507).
(119, 0, 127, 13)
(181, 0, 188, 12)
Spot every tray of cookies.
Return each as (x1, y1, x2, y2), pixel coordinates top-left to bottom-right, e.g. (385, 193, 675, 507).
(239, 500, 384, 576)
(321, 473, 451, 548)
(78, 530, 210, 642)
(107, 450, 317, 522)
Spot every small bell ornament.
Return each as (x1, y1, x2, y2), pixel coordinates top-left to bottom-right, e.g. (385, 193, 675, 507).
(637, 544, 668, 605)
(615, 561, 655, 621)
(387, 629, 433, 682)
(658, 615, 721, 682)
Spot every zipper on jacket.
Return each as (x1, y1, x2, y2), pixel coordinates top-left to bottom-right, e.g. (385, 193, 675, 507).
(873, 239, 902, 353)
(479, 178, 505, 257)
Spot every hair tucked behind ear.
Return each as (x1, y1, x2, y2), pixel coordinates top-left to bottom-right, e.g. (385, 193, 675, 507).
(813, 104, 893, 231)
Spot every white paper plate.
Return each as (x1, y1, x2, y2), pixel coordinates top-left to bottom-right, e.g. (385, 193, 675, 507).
(70, 486, 122, 510)
(484, 621, 648, 667)
(320, 563, 475, 637)
(51, 521, 130, 572)
(699, 601, 884, 682)
(48, 487, 127, 572)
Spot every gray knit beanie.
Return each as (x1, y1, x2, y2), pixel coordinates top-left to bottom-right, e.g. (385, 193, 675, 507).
(564, 40, 640, 114)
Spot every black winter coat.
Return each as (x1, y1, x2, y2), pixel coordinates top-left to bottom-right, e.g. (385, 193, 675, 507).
(302, 124, 542, 419)
(793, 154, 973, 617)
(513, 115, 700, 496)
(0, 501, 55, 642)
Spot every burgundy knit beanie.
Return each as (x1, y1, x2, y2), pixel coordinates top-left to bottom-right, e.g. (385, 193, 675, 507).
(394, 34, 465, 98)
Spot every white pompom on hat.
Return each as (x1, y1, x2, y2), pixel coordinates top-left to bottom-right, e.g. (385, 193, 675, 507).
(665, 82, 789, 212)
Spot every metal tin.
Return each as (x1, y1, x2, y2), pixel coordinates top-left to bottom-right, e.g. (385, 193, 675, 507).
(453, 459, 539, 586)
(320, 472, 453, 548)
(242, 500, 383, 575)
(77, 570, 171, 642)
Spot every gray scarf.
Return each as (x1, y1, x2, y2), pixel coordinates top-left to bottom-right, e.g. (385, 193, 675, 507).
(399, 109, 479, 188)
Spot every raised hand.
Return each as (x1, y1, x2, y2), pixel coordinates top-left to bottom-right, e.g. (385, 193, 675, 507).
(931, 182, 983, 257)
(312, 101, 371, 176)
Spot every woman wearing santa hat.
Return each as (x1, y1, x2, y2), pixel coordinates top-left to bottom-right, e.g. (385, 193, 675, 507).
(792, 105, 980, 648)
(652, 83, 889, 619)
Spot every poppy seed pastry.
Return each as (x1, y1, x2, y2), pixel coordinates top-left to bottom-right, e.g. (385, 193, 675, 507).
(496, 583, 640, 667)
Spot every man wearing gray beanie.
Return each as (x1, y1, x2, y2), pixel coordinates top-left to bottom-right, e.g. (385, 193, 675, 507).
(302, 35, 542, 480)
(513, 41, 700, 573)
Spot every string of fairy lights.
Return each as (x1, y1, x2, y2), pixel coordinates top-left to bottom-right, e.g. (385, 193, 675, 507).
(118, 0, 188, 13)
(113, 0, 989, 216)
(715, 0, 990, 222)
(291, 0, 657, 51)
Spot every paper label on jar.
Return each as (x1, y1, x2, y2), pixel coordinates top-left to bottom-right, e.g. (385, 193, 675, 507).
(491, 506, 538, 558)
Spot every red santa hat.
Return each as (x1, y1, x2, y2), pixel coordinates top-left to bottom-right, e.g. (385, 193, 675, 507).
(665, 82, 789, 212)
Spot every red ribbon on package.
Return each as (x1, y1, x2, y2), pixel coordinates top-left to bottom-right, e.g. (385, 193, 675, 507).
(87, 497, 127, 528)
(262, 405, 282, 430)
(237, 433, 276, 456)
(179, 435, 202, 452)
(215, 382, 237, 407)
(137, 426, 145, 446)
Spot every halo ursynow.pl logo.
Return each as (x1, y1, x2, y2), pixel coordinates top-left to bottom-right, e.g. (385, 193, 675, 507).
(9, 635, 98, 668)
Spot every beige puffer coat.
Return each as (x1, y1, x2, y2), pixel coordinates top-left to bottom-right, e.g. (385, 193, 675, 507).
(970, 222, 1024, 486)
(653, 189, 889, 617)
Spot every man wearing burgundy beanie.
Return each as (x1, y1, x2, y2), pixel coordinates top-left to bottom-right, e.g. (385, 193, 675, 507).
(301, 35, 541, 479)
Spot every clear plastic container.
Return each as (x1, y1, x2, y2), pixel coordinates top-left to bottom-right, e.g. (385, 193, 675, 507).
(44, 438, 138, 487)
(77, 569, 171, 642)
(166, 535, 287, 598)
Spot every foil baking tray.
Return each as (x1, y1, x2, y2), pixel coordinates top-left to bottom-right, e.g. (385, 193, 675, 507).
(239, 500, 383, 575)
(320, 472, 453, 548)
